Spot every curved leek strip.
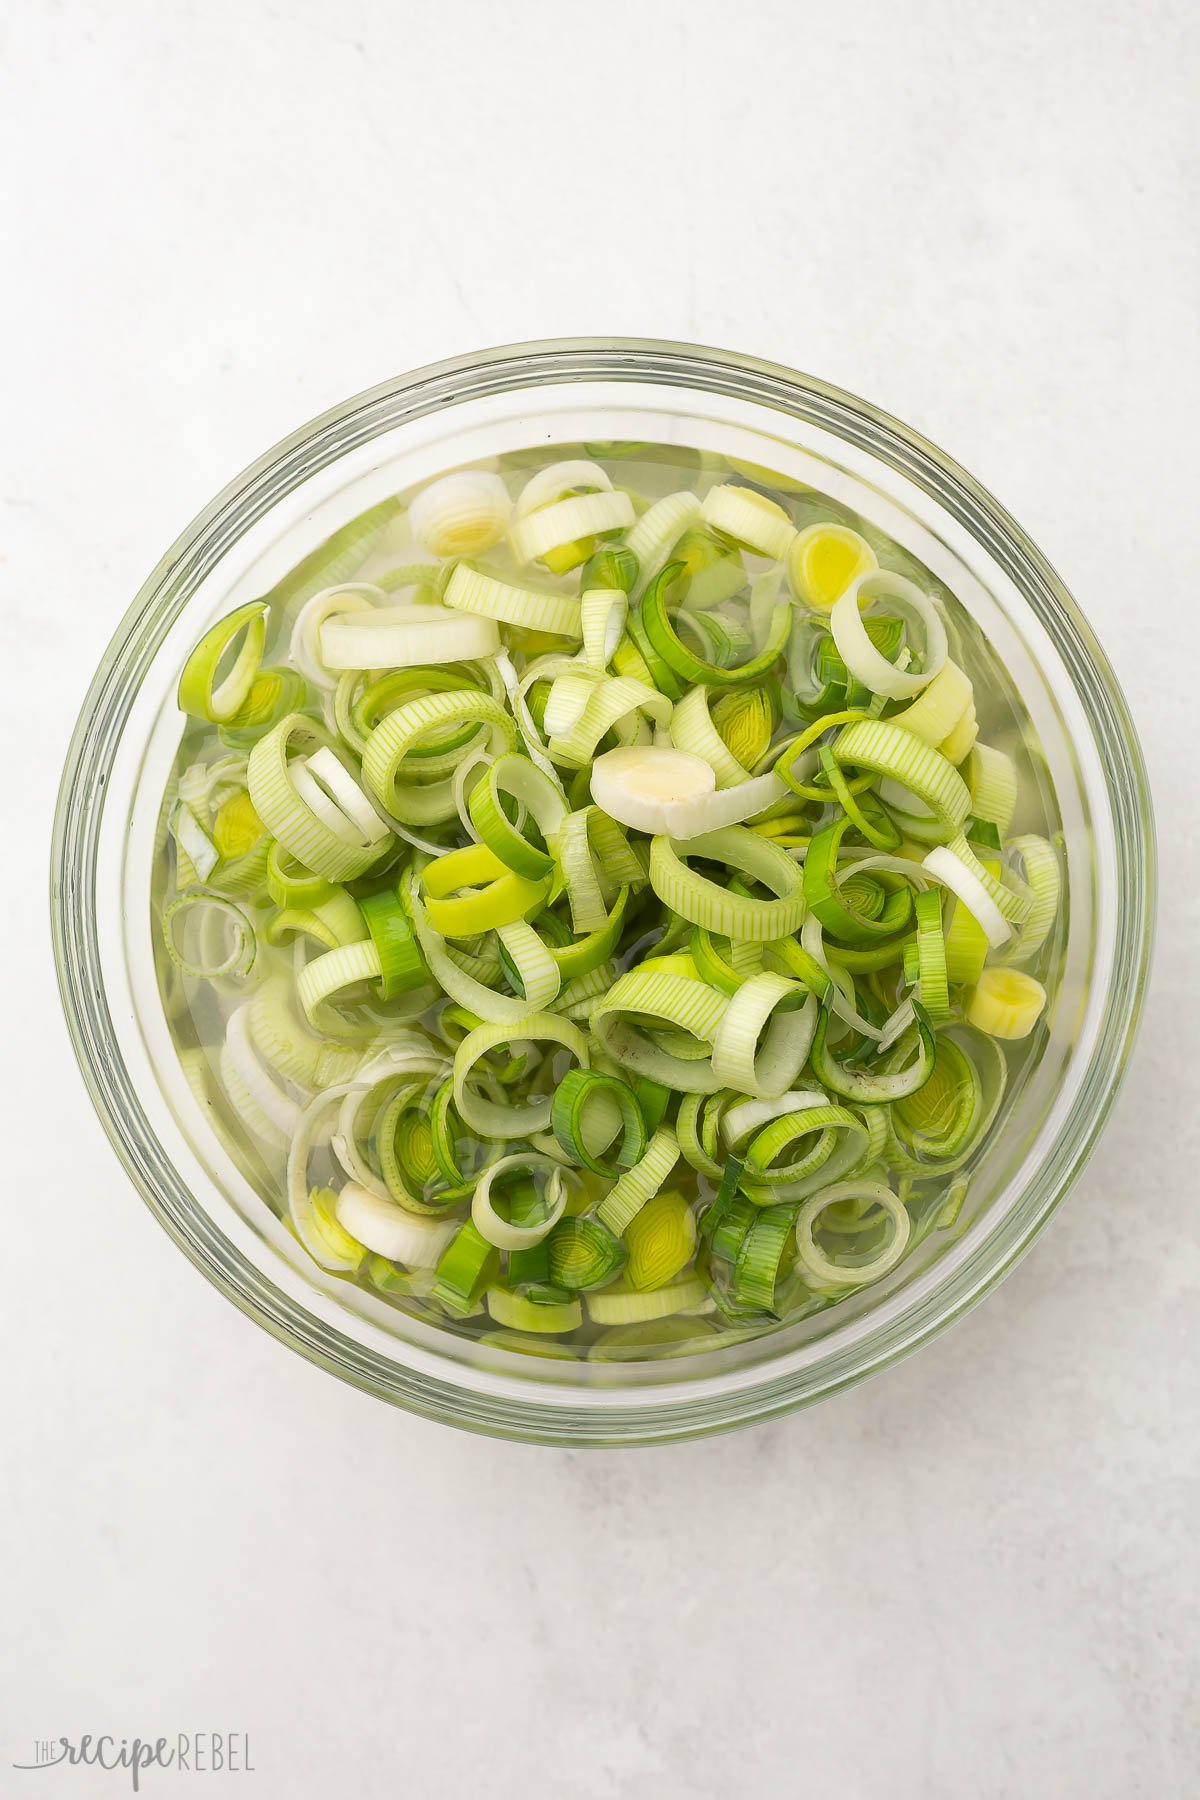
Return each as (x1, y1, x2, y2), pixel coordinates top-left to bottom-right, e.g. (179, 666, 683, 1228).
(803, 816, 915, 946)
(265, 886, 367, 953)
(710, 977, 816, 1099)
(335, 1181, 458, 1266)
(675, 1091, 734, 1180)
(625, 1190, 698, 1289)
(266, 843, 334, 910)
(290, 585, 379, 691)
(557, 808, 643, 925)
(669, 684, 753, 788)
(551, 1070, 646, 1175)
(454, 1014, 589, 1138)
(247, 976, 360, 1090)
(702, 484, 796, 559)
(223, 1002, 301, 1135)
(795, 1181, 911, 1288)
(548, 676, 672, 769)
(582, 589, 628, 672)
(965, 742, 1019, 834)
(809, 999, 936, 1103)
(515, 458, 613, 518)
(912, 887, 950, 1019)
(319, 602, 500, 670)
(248, 715, 391, 881)
(220, 666, 309, 746)
(423, 866, 550, 939)
(408, 469, 511, 557)
(287, 1083, 371, 1272)
(923, 839, 1025, 947)
(831, 719, 970, 831)
(444, 562, 582, 638)
(787, 521, 876, 613)
(510, 489, 635, 566)
(177, 602, 267, 722)
(691, 927, 764, 996)
(626, 491, 703, 596)
(547, 1216, 627, 1289)
(728, 1096, 872, 1201)
(648, 827, 806, 942)
(486, 1287, 582, 1333)
(376, 562, 447, 597)
(892, 659, 973, 746)
(463, 752, 565, 880)
(169, 800, 219, 882)
(943, 884, 991, 985)
(362, 690, 518, 823)
(595, 1126, 681, 1234)
(641, 563, 791, 688)
(592, 970, 726, 1093)
(585, 1272, 708, 1325)
(1002, 835, 1061, 964)
(831, 571, 947, 699)
(495, 921, 562, 1010)
(292, 747, 391, 850)
(967, 967, 1047, 1038)
(674, 527, 746, 612)
(295, 938, 406, 1034)
(404, 872, 544, 1026)
(939, 705, 979, 765)
(164, 888, 257, 980)
(471, 1154, 568, 1249)
(491, 647, 563, 784)
(219, 1041, 288, 1150)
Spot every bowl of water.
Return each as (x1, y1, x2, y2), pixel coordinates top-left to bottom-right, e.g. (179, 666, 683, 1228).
(51, 340, 1154, 1443)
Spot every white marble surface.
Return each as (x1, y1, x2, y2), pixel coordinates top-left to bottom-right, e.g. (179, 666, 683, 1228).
(2, 1, 1198, 1794)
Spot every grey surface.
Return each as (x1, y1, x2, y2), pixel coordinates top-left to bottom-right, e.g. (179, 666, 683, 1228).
(3, 2, 1197, 1795)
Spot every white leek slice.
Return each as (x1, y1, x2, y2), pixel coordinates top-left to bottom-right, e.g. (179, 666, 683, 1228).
(591, 747, 786, 839)
(319, 603, 499, 670)
(514, 459, 612, 519)
(408, 470, 511, 557)
(291, 585, 381, 691)
(591, 747, 716, 835)
(701, 484, 797, 560)
(290, 747, 391, 850)
(509, 490, 634, 566)
(923, 844, 1012, 948)
(444, 563, 582, 638)
(831, 571, 947, 699)
(581, 587, 628, 671)
(224, 1003, 301, 1135)
(335, 1181, 459, 1266)
(626, 491, 703, 596)
(492, 647, 562, 785)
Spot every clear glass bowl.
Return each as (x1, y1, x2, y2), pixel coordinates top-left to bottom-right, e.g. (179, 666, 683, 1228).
(51, 339, 1155, 1445)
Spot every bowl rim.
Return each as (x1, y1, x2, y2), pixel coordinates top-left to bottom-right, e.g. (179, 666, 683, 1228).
(50, 336, 1157, 1444)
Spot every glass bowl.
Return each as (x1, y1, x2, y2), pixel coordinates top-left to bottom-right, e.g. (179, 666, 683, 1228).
(50, 339, 1155, 1445)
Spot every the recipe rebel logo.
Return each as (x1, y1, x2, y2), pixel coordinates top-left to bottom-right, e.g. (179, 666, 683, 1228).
(12, 1734, 255, 1789)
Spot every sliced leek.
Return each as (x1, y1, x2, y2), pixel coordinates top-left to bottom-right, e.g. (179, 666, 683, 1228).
(159, 443, 1065, 1362)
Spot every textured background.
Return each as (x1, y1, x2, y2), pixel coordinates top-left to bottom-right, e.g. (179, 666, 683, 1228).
(3, 2, 1197, 1795)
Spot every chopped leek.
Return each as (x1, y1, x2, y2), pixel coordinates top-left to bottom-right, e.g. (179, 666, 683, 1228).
(156, 445, 1064, 1361)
